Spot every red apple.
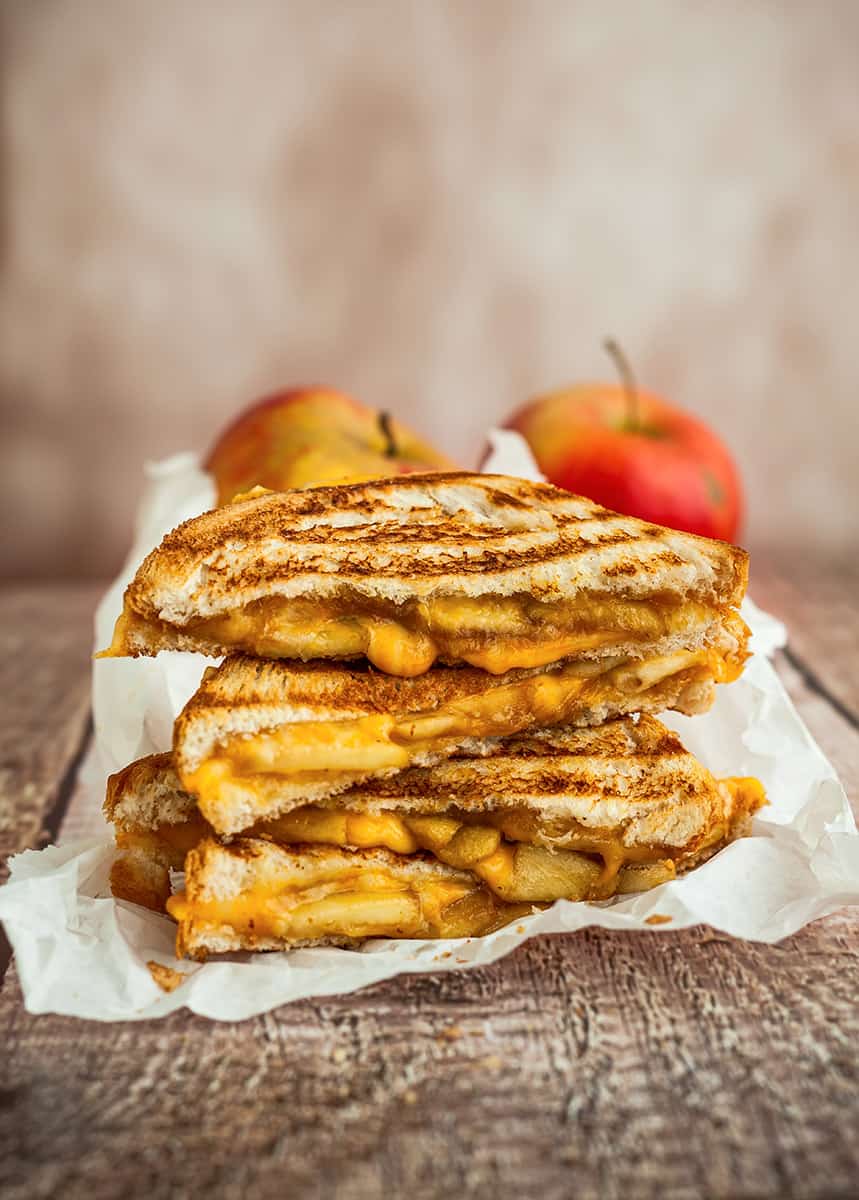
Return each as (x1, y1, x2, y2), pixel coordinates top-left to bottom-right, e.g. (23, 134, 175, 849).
(502, 342, 743, 541)
(205, 386, 457, 504)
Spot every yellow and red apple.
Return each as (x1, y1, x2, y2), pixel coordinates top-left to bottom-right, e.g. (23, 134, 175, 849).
(205, 387, 456, 504)
(502, 343, 743, 542)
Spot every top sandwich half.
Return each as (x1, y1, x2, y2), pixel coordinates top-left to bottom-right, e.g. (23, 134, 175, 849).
(102, 472, 749, 678)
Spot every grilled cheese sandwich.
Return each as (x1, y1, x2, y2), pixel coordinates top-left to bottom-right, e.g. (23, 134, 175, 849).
(106, 718, 766, 954)
(102, 472, 749, 676)
(100, 472, 760, 961)
(174, 645, 746, 834)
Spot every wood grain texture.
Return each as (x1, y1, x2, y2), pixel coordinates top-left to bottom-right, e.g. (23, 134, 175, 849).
(774, 650, 859, 808)
(1, 919, 858, 1200)
(0, 584, 98, 977)
(752, 556, 859, 726)
(1, 568, 858, 1200)
(0, 584, 98, 874)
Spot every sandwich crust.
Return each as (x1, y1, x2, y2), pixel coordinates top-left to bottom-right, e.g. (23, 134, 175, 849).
(105, 752, 195, 828)
(106, 753, 201, 909)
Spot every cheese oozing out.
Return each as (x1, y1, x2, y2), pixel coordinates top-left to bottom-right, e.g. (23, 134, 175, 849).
(255, 776, 765, 902)
(165, 775, 764, 950)
(166, 868, 533, 945)
(127, 776, 765, 919)
(128, 592, 730, 676)
(261, 807, 677, 902)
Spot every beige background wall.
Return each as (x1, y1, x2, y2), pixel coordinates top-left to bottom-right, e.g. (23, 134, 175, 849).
(1, 0, 858, 578)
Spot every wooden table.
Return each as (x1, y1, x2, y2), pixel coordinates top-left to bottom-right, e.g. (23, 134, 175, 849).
(1, 564, 858, 1200)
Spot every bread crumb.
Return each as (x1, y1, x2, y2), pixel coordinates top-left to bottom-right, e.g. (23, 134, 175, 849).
(332, 1047, 347, 1064)
(147, 961, 186, 993)
(478, 1055, 503, 1070)
(438, 1024, 463, 1042)
(516, 925, 526, 934)
(403, 1090, 417, 1105)
(645, 914, 673, 926)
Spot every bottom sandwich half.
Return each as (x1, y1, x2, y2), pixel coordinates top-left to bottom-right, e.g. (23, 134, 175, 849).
(104, 716, 766, 959)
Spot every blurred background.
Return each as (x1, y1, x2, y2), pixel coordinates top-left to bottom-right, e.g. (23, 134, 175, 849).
(1, 0, 858, 578)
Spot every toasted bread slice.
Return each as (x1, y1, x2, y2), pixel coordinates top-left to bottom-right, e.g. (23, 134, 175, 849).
(102, 472, 748, 676)
(105, 752, 195, 829)
(173, 640, 746, 834)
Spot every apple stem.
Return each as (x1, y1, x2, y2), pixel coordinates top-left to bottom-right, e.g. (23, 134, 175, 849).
(603, 338, 639, 430)
(378, 411, 398, 458)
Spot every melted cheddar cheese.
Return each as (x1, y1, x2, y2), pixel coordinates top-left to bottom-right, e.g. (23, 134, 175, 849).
(123, 772, 765, 925)
(150, 592, 728, 676)
(185, 646, 739, 817)
(261, 806, 675, 901)
(164, 770, 766, 948)
(167, 872, 530, 944)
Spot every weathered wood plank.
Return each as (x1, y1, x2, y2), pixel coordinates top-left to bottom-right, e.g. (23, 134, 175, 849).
(774, 650, 859, 811)
(0, 911, 857, 1200)
(752, 556, 859, 722)
(0, 585, 98, 878)
(0, 585, 99, 978)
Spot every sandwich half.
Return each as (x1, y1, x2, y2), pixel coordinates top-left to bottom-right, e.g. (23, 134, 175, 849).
(105, 716, 766, 955)
(102, 472, 749, 678)
(172, 651, 746, 834)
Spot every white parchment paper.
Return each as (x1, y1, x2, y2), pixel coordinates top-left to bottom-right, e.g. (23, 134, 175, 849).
(1, 434, 857, 1022)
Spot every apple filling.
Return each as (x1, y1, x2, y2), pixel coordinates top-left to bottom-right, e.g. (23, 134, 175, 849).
(157, 591, 734, 675)
(184, 645, 742, 833)
(167, 867, 533, 947)
(115, 776, 765, 917)
(166, 771, 764, 954)
(260, 807, 680, 902)
(256, 782, 767, 903)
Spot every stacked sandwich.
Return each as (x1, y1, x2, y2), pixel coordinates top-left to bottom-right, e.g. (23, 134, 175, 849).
(102, 473, 765, 957)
